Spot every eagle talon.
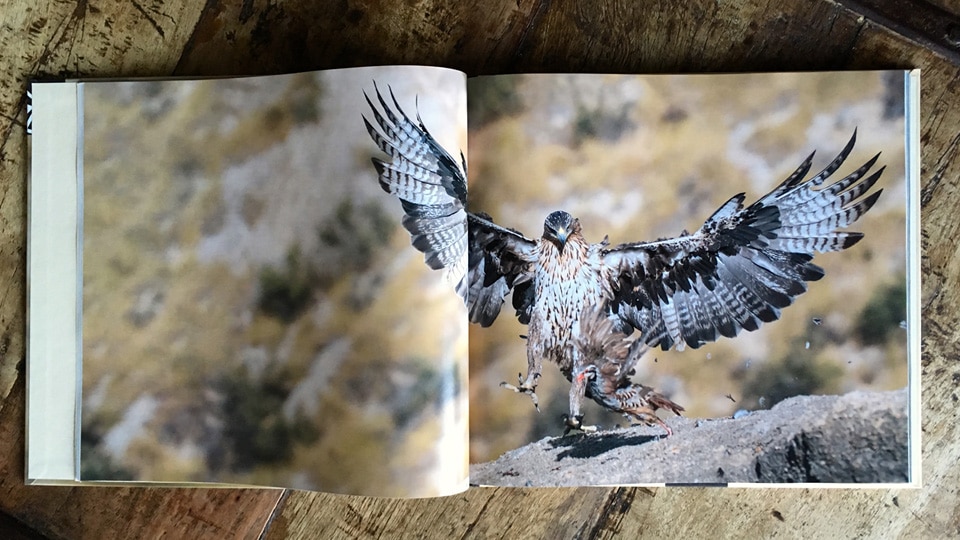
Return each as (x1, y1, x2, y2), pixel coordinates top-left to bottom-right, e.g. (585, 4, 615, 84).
(499, 380, 540, 412)
(561, 414, 598, 435)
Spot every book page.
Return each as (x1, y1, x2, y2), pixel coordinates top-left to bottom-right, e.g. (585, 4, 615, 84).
(77, 66, 468, 497)
(463, 72, 916, 486)
(26, 82, 82, 483)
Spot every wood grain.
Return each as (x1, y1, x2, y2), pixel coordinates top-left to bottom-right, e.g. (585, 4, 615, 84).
(1, 0, 959, 538)
(267, 487, 615, 538)
(0, 361, 284, 539)
(172, 0, 542, 76)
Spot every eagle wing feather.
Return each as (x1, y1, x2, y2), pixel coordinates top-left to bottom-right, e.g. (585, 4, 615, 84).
(365, 84, 536, 324)
(603, 131, 883, 351)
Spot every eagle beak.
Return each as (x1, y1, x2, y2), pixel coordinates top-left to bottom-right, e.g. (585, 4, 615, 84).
(556, 228, 568, 253)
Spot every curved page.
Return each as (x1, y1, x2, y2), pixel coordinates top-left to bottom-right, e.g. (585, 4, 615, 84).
(77, 66, 468, 497)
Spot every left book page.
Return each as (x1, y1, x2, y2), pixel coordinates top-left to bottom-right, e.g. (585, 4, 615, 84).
(27, 65, 470, 498)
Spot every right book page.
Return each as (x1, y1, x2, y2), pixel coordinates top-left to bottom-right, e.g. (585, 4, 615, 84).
(465, 71, 916, 486)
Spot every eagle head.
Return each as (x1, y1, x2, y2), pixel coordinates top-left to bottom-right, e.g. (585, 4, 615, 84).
(543, 211, 580, 254)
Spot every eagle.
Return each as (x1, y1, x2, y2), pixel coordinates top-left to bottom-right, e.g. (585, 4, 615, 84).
(362, 83, 883, 434)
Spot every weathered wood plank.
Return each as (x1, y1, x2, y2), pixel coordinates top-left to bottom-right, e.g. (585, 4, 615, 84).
(173, 0, 542, 75)
(0, 509, 48, 540)
(0, 367, 284, 540)
(0, 0, 958, 538)
(512, 1, 876, 73)
(266, 486, 614, 539)
(0, 1, 287, 538)
(841, 0, 960, 65)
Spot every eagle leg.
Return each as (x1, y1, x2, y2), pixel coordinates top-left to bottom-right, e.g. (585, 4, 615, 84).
(499, 372, 541, 412)
(499, 348, 544, 410)
(561, 367, 598, 435)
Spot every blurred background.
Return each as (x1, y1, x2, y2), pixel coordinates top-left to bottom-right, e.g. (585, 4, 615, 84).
(80, 66, 469, 497)
(465, 72, 909, 464)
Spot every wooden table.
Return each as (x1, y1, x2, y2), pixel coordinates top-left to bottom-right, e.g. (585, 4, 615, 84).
(2, 1, 958, 537)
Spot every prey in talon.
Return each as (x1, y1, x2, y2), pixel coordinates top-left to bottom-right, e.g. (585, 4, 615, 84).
(567, 306, 684, 437)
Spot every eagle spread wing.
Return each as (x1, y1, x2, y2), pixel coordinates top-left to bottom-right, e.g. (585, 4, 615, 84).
(602, 132, 883, 351)
(363, 84, 537, 319)
(362, 84, 471, 291)
(365, 83, 883, 433)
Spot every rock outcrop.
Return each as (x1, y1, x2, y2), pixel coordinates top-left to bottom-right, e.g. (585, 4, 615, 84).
(470, 388, 909, 486)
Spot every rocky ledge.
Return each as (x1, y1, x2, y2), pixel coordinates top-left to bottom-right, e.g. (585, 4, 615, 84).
(470, 388, 910, 486)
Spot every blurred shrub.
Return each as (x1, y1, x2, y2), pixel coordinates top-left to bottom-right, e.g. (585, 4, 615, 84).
(258, 199, 395, 320)
(317, 199, 395, 311)
(257, 245, 317, 322)
(572, 103, 633, 147)
(284, 72, 323, 125)
(854, 278, 907, 345)
(392, 363, 455, 429)
(468, 76, 524, 128)
(882, 71, 906, 120)
(317, 199, 394, 271)
(79, 416, 136, 481)
(216, 364, 320, 472)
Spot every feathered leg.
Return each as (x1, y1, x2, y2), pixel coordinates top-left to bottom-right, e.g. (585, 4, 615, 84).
(562, 368, 598, 435)
(499, 347, 542, 411)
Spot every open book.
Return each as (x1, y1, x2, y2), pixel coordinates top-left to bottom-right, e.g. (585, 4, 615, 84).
(27, 66, 920, 497)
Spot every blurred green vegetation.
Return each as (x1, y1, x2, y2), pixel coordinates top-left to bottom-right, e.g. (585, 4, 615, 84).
(317, 199, 395, 278)
(286, 72, 323, 125)
(258, 246, 317, 322)
(79, 417, 136, 481)
(217, 364, 320, 472)
(855, 278, 907, 346)
(467, 76, 523, 128)
(572, 103, 633, 147)
(392, 362, 456, 429)
(252, 198, 400, 321)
